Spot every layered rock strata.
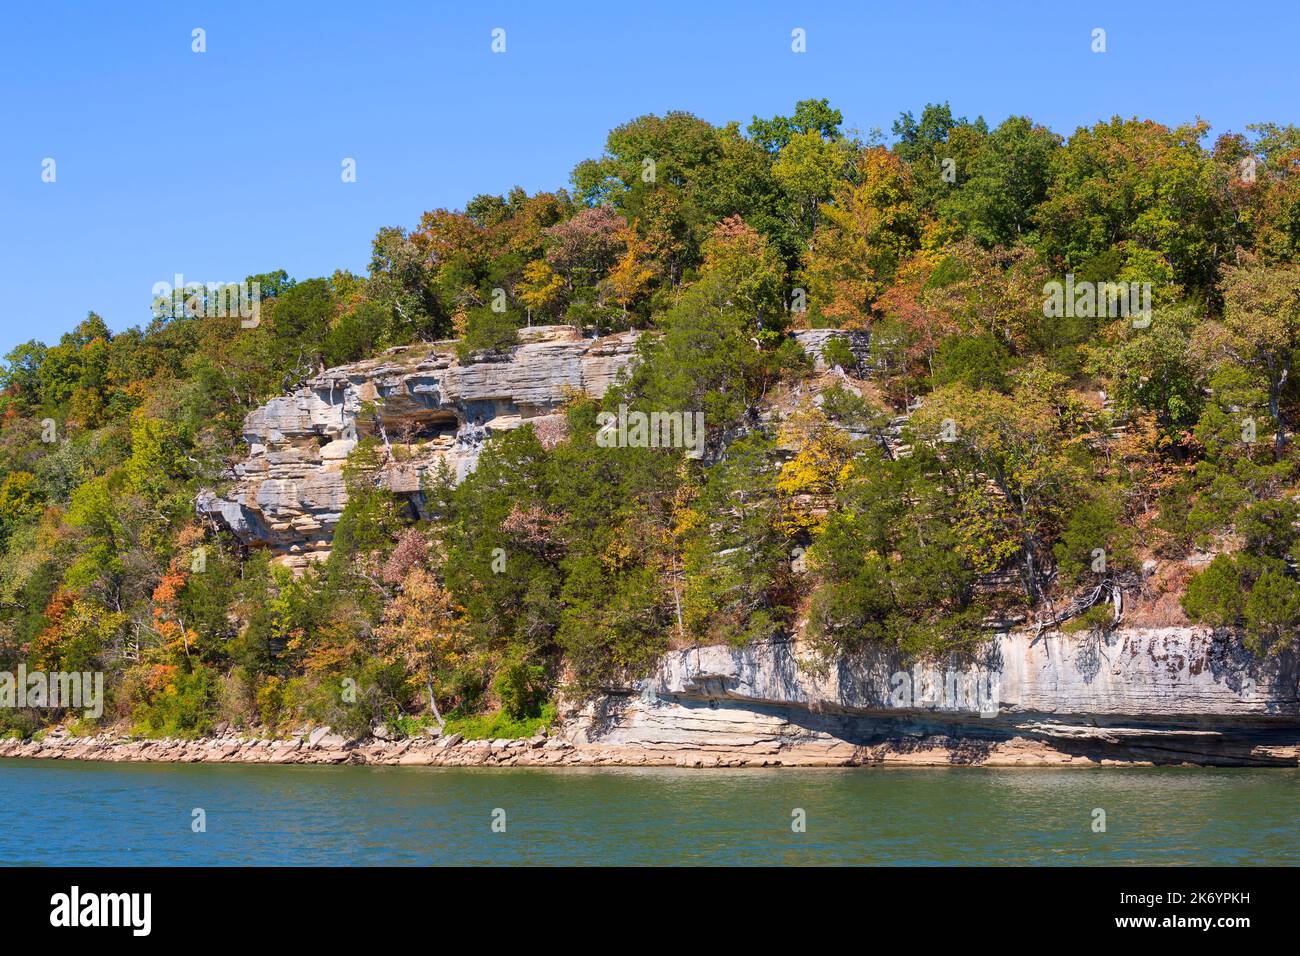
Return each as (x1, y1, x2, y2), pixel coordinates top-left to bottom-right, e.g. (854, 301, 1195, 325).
(198, 325, 870, 569)
(565, 628, 1300, 766)
(791, 328, 871, 371)
(198, 325, 639, 568)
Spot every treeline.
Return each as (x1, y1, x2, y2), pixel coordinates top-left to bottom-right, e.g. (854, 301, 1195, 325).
(2, 101, 1299, 739)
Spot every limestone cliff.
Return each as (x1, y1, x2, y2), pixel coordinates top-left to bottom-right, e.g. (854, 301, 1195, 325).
(182, 325, 1300, 767)
(566, 630, 1300, 766)
(198, 325, 639, 568)
(197, 326, 868, 568)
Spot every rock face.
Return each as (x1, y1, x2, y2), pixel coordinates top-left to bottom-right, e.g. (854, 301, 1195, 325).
(198, 325, 872, 568)
(792, 329, 871, 371)
(198, 326, 639, 568)
(565, 629, 1300, 766)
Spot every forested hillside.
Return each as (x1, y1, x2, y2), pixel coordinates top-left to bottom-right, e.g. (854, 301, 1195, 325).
(4, 101, 1300, 740)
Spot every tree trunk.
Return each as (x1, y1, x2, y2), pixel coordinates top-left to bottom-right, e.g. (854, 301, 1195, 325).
(426, 678, 445, 730)
(1271, 361, 1290, 457)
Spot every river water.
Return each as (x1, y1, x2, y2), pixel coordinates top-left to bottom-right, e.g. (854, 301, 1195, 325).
(1, 760, 1295, 865)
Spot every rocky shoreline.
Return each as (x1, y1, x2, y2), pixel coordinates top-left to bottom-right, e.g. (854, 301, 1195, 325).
(0, 727, 607, 768)
(6, 726, 1274, 769)
(5, 727, 1295, 768)
(5, 628, 1298, 769)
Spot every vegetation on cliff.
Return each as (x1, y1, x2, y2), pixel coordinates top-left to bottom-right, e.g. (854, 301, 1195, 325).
(3, 101, 1300, 738)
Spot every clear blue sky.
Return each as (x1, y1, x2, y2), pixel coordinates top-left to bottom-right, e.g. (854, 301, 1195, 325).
(1, 0, 1297, 356)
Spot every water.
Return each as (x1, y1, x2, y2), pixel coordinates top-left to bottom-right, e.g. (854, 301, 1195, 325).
(1, 760, 1295, 865)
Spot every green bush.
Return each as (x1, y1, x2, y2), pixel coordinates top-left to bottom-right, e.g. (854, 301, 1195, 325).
(0, 707, 43, 740)
(1181, 554, 1245, 628)
(442, 702, 557, 740)
(132, 666, 217, 739)
(931, 335, 1010, 392)
(456, 307, 520, 362)
(1244, 569, 1300, 655)
(1053, 488, 1135, 585)
(492, 659, 548, 721)
(821, 336, 858, 374)
(1237, 499, 1300, 561)
(1061, 603, 1114, 634)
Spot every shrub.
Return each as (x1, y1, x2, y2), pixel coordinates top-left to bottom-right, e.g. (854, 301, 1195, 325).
(821, 336, 858, 374)
(1237, 499, 1300, 561)
(492, 659, 548, 721)
(442, 702, 557, 740)
(1244, 569, 1300, 655)
(931, 335, 1010, 392)
(1061, 603, 1114, 634)
(132, 665, 217, 739)
(455, 308, 520, 362)
(1053, 488, 1135, 585)
(1181, 554, 1245, 628)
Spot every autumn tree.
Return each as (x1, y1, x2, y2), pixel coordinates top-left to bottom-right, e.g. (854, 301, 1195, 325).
(375, 566, 468, 727)
(698, 215, 786, 332)
(1209, 260, 1300, 454)
(911, 370, 1088, 602)
(803, 147, 922, 327)
(604, 218, 657, 319)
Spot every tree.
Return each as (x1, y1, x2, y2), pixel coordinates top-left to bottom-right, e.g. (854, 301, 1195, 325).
(517, 259, 564, 319)
(698, 216, 786, 331)
(1090, 305, 1204, 434)
(802, 147, 921, 326)
(942, 115, 1059, 246)
(911, 375, 1085, 602)
(375, 567, 467, 727)
(891, 102, 988, 212)
(772, 130, 850, 243)
(570, 111, 724, 282)
(681, 433, 789, 645)
(543, 205, 625, 295)
(1243, 568, 1300, 655)
(367, 226, 448, 341)
(1035, 118, 1228, 297)
(604, 218, 657, 318)
(774, 401, 855, 535)
(748, 99, 844, 154)
(1211, 260, 1300, 454)
(1182, 554, 1245, 628)
(931, 334, 1011, 392)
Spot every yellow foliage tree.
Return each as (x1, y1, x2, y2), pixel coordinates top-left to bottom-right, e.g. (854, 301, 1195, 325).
(802, 147, 922, 327)
(775, 402, 855, 535)
(517, 258, 565, 319)
(605, 220, 657, 316)
(375, 566, 468, 727)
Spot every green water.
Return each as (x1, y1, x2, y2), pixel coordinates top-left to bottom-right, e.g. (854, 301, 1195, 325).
(0, 760, 1295, 865)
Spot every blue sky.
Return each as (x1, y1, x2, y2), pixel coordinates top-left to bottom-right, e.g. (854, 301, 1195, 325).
(1, 0, 1297, 356)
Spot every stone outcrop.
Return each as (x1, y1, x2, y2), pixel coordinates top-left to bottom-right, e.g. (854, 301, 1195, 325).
(565, 628, 1300, 766)
(791, 329, 871, 372)
(0, 727, 582, 768)
(198, 325, 871, 569)
(198, 326, 639, 568)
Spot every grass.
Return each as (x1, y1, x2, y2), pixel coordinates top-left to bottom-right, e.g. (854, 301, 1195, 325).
(441, 703, 557, 740)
